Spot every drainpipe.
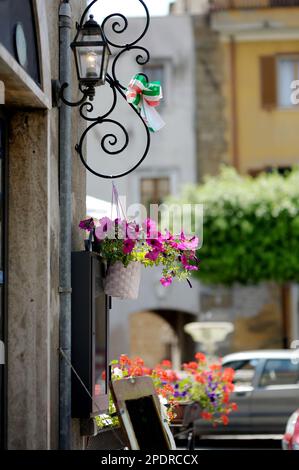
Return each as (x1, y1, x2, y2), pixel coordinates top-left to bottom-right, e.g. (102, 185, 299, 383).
(229, 35, 240, 171)
(59, 0, 72, 450)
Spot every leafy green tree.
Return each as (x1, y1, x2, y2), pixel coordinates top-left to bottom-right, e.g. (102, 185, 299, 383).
(169, 167, 299, 285)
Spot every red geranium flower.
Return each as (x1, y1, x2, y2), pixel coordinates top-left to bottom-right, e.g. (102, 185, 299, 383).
(119, 354, 131, 366)
(201, 411, 213, 421)
(221, 415, 229, 426)
(161, 359, 172, 368)
(195, 373, 205, 384)
(195, 352, 206, 363)
(222, 367, 235, 382)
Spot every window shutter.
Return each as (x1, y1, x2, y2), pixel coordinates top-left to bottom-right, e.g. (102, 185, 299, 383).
(260, 56, 277, 109)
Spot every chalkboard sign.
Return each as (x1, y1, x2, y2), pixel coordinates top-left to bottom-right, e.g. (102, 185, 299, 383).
(125, 396, 170, 450)
(111, 376, 176, 450)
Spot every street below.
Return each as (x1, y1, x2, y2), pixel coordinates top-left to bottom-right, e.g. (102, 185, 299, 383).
(178, 435, 282, 451)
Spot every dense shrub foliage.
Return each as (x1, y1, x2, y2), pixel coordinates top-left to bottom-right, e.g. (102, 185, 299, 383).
(169, 167, 299, 285)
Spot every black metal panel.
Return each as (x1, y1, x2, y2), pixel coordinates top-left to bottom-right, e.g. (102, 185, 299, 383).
(0, 0, 40, 85)
(71, 251, 109, 418)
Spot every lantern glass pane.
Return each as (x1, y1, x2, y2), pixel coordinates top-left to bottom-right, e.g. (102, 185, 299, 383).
(102, 46, 110, 81)
(76, 44, 104, 80)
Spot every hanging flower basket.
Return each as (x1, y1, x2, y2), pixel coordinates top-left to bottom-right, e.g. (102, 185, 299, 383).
(79, 216, 200, 300)
(104, 261, 141, 299)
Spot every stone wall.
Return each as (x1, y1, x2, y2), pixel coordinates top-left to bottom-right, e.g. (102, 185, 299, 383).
(6, 0, 86, 450)
(199, 282, 284, 355)
(193, 15, 228, 180)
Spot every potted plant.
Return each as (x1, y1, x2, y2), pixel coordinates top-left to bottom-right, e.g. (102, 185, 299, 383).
(79, 216, 200, 299)
(96, 354, 238, 431)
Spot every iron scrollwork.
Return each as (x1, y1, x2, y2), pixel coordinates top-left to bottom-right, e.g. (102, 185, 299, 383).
(60, 0, 151, 179)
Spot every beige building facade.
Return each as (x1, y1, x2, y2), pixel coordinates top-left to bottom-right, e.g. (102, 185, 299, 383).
(0, 0, 86, 449)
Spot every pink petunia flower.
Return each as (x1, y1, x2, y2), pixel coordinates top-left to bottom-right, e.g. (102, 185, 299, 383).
(143, 218, 158, 238)
(123, 238, 135, 254)
(145, 248, 161, 261)
(181, 254, 199, 271)
(175, 232, 199, 251)
(79, 217, 95, 232)
(160, 276, 173, 287)
(95, 217, 114, 240)
(125, 221, 140, 240)
(146, 238, 164, 251)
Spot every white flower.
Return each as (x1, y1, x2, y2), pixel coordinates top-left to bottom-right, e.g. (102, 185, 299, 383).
(113, 367, 123, 378)
(159, 395, 168, 406)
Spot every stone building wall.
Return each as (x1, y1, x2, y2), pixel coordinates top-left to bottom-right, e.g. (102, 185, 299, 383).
(5, 0, 86, 449)
(199, 282, 284, 354)
(193, 15, 229, 180)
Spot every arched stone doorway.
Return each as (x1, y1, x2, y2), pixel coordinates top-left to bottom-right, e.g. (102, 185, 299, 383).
(129, 309, 197, 368)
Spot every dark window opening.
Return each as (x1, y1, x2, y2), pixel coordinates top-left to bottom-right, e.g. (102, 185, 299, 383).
(0, 0, 40, 86)
(248, 166, 292, 178)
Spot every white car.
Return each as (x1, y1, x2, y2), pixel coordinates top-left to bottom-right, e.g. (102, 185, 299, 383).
(195, 350, 299, 436)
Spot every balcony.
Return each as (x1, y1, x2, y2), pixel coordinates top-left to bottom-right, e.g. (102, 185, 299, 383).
(211, 0, 299, 10)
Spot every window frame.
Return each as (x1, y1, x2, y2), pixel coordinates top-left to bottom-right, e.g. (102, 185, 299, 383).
(258, 358, 299, 389)
(131, 168, 178, 224)
(142, 58, 172, 111)
(276, 53, 299, 110)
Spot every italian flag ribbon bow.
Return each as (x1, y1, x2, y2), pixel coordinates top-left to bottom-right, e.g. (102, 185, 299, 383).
(126, 74, 165, 133)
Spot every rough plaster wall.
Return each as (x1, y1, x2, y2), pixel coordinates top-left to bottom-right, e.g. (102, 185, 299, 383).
(200, 282, 283, 353)
(8, 111, 51, 449)
(7, 0, 86, 450)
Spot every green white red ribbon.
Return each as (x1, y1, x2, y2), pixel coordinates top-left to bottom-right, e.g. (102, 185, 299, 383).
(126, 74, 165, 132)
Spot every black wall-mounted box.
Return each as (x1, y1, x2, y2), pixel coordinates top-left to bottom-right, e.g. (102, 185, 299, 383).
(71, 251, 109, 418)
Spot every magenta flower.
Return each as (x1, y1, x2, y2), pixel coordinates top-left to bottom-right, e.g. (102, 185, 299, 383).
(125, 221, 140, 240)
(95, 217, 113, 240)
(79, 218, 95, 232)
(181, 254, 199, 271)
(143, 218, 158, 238)
(145, 249, 161, 261)
(176, 232, 199, 250)
(146, 238, 164, 251)
(123, 238, 135, 254)
(160, 230, 173, 242)
(160, 276, 173, 287)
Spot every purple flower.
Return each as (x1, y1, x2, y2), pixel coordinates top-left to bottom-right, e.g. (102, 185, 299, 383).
(123, 238, 135, 254)
(79, 218, 95, 232)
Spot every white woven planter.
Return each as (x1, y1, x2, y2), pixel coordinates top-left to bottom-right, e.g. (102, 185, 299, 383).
(104, 261, 141, 299)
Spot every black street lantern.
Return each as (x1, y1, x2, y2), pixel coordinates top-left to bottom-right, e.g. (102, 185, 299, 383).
(71, 15, 111, 91)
